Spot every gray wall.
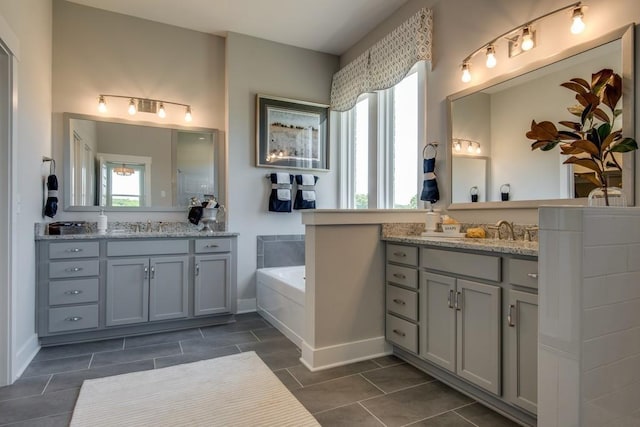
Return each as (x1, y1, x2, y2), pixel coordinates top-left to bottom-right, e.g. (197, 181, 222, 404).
(342, 0, 640, 224)
(52, 0, 226, 221)
(226, 32, 339, 311)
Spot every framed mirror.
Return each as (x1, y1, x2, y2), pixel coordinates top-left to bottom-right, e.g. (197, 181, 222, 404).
(63, 113, 224, 211)
(447, 25, 635, 209)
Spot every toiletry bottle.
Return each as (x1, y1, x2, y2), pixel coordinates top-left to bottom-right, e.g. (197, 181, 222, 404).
(425, 201, 440, 232)
(98, 209, 107, 234)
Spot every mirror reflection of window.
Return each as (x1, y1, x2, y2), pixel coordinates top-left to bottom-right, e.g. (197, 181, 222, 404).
(107, 162, 145, 207)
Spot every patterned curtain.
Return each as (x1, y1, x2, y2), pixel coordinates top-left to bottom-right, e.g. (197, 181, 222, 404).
(330, 7, 433, 112)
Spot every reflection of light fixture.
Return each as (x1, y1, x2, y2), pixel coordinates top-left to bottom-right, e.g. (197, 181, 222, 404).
(454, 140, 462, 152)
(521, 26, 534, 51)
(485, 45, 497, 68)
(452, 138, 481, 155)
(97, 94, 192, 122)
(113, 164, 135, 176)
(461, 62, 471, 83)
(571, 6, 585, 34)
(459, 2, 585, 83)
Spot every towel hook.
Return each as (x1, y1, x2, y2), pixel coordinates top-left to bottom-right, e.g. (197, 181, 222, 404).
(42, 157, 56, 175)
(423, 142, 438, 159)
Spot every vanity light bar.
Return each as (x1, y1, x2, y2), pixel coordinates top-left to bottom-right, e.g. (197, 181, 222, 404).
(460, 1, 586, 83)
(97, 94, 193, 122)
(452, 138, 481, 154)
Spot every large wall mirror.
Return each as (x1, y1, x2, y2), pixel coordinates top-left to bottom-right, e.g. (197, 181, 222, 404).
(63, 113, 224, 211)
(447, 25, 635, 209)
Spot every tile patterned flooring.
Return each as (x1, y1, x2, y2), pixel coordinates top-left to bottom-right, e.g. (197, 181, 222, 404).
(0, 313, 520, 426)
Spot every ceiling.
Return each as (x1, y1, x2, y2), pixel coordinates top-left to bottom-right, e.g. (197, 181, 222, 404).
(67, 0, 409, 55)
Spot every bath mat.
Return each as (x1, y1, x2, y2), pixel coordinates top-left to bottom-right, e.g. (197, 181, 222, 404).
(70, 351, 319, 427)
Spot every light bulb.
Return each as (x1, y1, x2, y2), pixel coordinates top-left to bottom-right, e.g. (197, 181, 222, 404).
(571, 7, 585, 34)
(128, 98, 137, 115)
(454, 141, 462, 152)
(521, 27, 534, 51)
(476, 144, 482, 154)
(98, 95, 107, 113)
(467, 142, 474, 153)
(485, 45, 497, 68)
(461, 62, 471, 83)
(184, 106, 192, 122)
(157, 103, 166, 118)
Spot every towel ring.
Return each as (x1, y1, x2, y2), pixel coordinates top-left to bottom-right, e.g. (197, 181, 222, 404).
(423, 142, 438, 159)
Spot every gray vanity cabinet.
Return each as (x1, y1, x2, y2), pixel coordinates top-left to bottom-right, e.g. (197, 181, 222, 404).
(421, 272, 501, 395)
(106, 255, 189, 326)
(194, 254, 231, 316)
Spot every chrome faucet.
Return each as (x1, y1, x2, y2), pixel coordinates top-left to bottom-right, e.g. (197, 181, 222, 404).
(495, 220, 515, 240)
(524, 225, 539, 242)
(146, 220, 152, 232)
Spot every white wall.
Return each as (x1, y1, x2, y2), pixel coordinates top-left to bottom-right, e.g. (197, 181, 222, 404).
(52, 0, 225, 221)
(0, 0, 52, 380)
(342, 0, 640, 224)
(226, 32, 339, 311)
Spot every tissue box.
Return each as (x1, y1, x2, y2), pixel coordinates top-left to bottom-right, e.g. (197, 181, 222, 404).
(441, 223, 461, 234)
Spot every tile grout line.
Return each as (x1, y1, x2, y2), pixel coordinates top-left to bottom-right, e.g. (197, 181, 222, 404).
(178, 341, 184, 355)
(198, 328, 205, 339)
(453, 409, 482, 427)
(249, 330, 262, 342)
(357, 401, 389, 427)
(40, 374, 54, 394)
(122, 337, 126, 349)
(284, 367, 304, 389)
(358, 373, 387, 394)
(87, 353, 95, 369)
(400, 402, 478, 427)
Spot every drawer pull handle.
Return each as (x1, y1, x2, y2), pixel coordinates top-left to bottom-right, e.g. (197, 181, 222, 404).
(150, 266, 155, 279)
(205, 244, 219, 248)
(508, 304, 516, 327)
(195, 264, 200, 276)
(454, 291, 462, 311)
(144, 266, 149, 279)
(65, 316, 83, 322)
(65, 267, 83, 272)
(64, 290, 83, 295)
(392, 298, 406, 305)
(393, 252, 407, 258)
(66, 248, 83, 253)
(447, 290, 454, 309)
(527, 273, 538, 279)
(392, 273, 406, 280)
(392, 329, 406, 337)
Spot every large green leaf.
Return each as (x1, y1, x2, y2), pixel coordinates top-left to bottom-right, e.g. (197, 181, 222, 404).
(597, 123, 612, 141)
(609, 137, 639, 153)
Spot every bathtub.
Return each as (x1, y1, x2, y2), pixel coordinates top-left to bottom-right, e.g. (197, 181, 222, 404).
(256, 266, 305, 347)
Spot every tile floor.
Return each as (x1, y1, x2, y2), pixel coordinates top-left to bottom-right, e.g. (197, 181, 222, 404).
(0, 313, 520, 426)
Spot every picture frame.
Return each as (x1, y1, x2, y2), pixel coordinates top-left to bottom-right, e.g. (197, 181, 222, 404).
(256, 94, 330, 171)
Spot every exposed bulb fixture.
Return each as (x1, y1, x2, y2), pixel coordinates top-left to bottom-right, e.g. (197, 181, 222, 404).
(113, 164, 134, 176)
(157, 103, 166, 118)
(571, 6, 585, 34)
(485, 45, 497, 68)
(467, 142, 475, 153)
(127, 98, 137, 115)
(96, 94, 192, 122)
(476, 144, 482, 154)
(454, 141, 462, 152)
(98, 95, 107, 113)
(521, 27, 534, 51)
(461, 62, 471, 83)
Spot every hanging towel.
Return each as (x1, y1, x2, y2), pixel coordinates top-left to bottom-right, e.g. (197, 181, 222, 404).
(44, 174, 58, 218)
(188, 206, 203, 225)
(420, 144, 440, 203)
(294, 174, 318, 210)
(269, 173, 293, 212)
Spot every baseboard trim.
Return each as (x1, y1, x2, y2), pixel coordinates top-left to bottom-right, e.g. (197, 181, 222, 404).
(236, 298, 256, 314)
(13, 334, 39, 382)
(300, 336, 392, 371)
(257, 307, 303, 348)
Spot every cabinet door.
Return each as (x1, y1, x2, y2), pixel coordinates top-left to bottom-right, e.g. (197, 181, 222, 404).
(194, 254, 230, 316)
(456, 279, 501, 395)
(149, 256, 189, 322)
(421, 272, 456, 372)
(505, 290, 538, 414)
(106, 258, 149, 326)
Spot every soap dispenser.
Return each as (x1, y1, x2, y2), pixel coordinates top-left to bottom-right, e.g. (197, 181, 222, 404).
(424, 201, 440, 232)
(97, 209, 107, 234)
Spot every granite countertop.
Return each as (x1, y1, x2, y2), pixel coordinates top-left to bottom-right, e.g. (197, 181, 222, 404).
(35, 222, 239, 241)
(383, 234, 538, 257)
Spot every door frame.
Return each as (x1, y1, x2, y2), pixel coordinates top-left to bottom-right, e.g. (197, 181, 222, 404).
(0, 14, 19, 386)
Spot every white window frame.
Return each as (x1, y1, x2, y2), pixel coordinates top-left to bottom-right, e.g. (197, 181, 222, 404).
(338, 61, 427, 209)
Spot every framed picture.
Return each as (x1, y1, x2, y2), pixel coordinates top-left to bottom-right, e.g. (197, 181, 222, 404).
(256, 94, 329, 171)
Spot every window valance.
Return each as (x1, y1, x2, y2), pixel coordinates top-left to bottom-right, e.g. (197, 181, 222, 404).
(330, 7, 433, 112)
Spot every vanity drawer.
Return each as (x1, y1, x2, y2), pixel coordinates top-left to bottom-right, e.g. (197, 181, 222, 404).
(49, 278, 99, 306)
(386, 314, 418, 354)
(387, 244, 418, 266)
(386, 264, 418, 289)
(49, 260, 99, 279)
(48, 304, 99, 333)
(508, 258, 538, 290)
(49, 241, 99, 259)
(387, 285, 418, 321)
(107, 239, 188, 256)
(421, 248, 501, 282)
(195, 238, 232, 253)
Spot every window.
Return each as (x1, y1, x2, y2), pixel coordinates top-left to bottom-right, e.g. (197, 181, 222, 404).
(339, 62, 424, 209)
(107, 163, 145, 207)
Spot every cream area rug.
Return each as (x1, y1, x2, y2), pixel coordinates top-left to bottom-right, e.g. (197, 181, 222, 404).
(70, 351, 319, 427)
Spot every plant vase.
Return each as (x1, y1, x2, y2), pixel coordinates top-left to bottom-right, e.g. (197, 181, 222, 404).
(587, 186, 626, 207)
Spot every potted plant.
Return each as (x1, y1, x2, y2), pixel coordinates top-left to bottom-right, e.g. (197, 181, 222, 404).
(525, 68, 638, 206)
